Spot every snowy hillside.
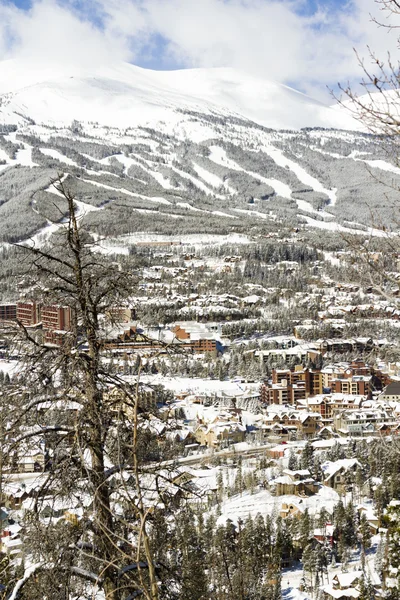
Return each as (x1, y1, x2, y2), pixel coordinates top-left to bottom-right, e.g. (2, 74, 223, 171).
(0, 59, 358, 131)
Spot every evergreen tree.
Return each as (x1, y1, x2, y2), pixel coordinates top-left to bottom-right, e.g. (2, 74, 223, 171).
(359, 513, 372, 550)
(312, 454, 324, 482)
(302, 543, 317, 592)
(374, 537, 385, 581)
(343, 502, 358, 548)
(288, 449, 298, 471)
(301, 442, 314, 469)
(216, 469, 224, 503)
(358, 576, 376, 600)
(299, 509, 312, 548)
(234, 457, 245, 495)
(176, 510, 209, 600)
(318, 507, 330, 534)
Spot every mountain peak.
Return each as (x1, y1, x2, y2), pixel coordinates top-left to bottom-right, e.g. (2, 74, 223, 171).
(0, 59, 359, 131)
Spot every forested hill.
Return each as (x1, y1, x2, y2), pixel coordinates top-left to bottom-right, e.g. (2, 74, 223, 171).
(0, 60, 399, 247)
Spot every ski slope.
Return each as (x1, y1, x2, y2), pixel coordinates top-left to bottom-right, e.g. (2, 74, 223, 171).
(264, 144, 338, 205)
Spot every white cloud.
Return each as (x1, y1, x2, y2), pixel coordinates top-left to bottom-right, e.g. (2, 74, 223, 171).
(0, 0, 399, 101)
(0, 0, 130, 68)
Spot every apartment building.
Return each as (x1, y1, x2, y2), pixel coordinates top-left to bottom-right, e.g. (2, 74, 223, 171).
(330, 375, 371, 396)
(16, 302, 41, 327)
(271, 367, 324, 397)
(0, 304, 17, 322)
(270, 363, 373, 398)
(261, 379, 307, 405)
(107, 384, 157, 413)
(41, 305, 73, 345)
(171, 322, 227, 354)
(41, 305, 72, 332)
(302, 394, 364, 420)
(333, 408, 395, 436)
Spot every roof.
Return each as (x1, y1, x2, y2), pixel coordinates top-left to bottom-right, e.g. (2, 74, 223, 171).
(314, 525, 334, 536)
(322, 458, 360, 480)
(300, 412, 321, 423)
(283, 469, 311, 477)
(273, 475, 293, 485)
(383, 382, 400, 396)
(333, 571, 362, 588)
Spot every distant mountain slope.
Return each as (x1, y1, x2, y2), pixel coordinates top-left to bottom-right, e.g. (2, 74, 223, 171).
(0, 59, 398, 248)
(0, 60, 358, 131)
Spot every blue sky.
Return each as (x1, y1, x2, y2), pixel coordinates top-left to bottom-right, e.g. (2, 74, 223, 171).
(7, 0, 353, 12)
(9, 0, 32, 7)
(0, 0, 395, 101)
(296, 0, 349, 16)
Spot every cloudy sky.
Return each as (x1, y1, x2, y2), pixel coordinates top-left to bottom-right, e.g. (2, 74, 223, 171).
(0, 0, 398, 101)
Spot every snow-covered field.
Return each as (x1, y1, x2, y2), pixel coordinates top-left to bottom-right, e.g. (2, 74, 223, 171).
(95, 232, 253, 255)
(216, 486, 340, 526)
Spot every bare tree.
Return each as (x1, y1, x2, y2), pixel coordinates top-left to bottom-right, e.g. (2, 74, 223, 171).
(338, 0, 400, 140)
(2, 176, 190, 600)
(333, 1, 400, 297)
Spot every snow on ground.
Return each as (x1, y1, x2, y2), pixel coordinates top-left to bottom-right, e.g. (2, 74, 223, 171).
(96, 232, 252, 254)
(323, 251, 342, 266)
(250, 170, 292, 200)
(149, 170, 174, 189)
(216, 486, 340, 526)
(0, 148, 9, 162)
(296, 198, 334, 217)
(39, 148, 79, 167)
(191, 161, 236, 194)
(80, 178, 144, 198)
(192, 162, 224, 188)
(16, 145, 37, 167)
(302, 215, 390, 237)
(211, 210, 237, 219)
(171, 165, 226, 198)
(0, 359, 20, 377)
(233, 208, 270, 220)
(105, 153, 139, 173)
(144, 375, 260, 398)
(282, 588, 310, 600)
(101, 153, 175, 189)
(0, 60, 358, 131)
(86, 168, 120, 178)
(209, 146, 243, 170)
(363, 159, 400, 175)
(73, 199, 102, 215)
(43, 178, 102, 216)
(80, 178, 172, 205)
(188, 466, 222, 493)
(3, 133, 38, 168)
(264, 144, 337, 205)
(27, 221, 64, 246)
(208, 145, 292, 199)
(283, 531, 381, 600)
(25, 184, 103, 246)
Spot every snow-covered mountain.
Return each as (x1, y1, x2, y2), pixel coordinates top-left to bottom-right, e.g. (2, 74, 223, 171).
(0, 59, 357, 132)
(0, 59, 398, 248)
